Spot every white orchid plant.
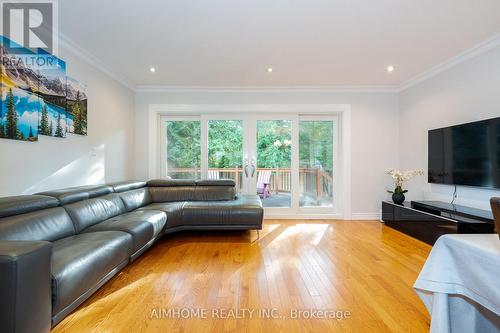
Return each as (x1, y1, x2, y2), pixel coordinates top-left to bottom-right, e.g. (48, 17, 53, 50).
(386, 168, 424, 195)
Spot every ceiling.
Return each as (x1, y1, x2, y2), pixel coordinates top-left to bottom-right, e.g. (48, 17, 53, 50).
(59, 0, 500, 88)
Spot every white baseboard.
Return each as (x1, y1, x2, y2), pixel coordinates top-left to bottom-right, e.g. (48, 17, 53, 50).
(263, 212, 381, 220)
(350, 212, 381, 220)
(264, 213, 343, 220)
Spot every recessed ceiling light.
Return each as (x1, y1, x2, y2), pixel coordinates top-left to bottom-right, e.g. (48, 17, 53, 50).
(149, 67, 156, 73)
(387, 65, 395, 72)
(267, 67, 273, 73)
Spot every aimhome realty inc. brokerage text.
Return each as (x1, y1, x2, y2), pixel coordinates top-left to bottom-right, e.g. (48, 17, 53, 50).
(150, 308, 352, 320)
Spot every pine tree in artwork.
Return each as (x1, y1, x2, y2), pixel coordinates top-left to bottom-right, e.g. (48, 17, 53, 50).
(78, 102, 85, 134)
(40, 105, 49, 135)
(49, 120, 53, 136)
(0, 107, 3, 138)
(55, 113, 64, 138)
(5, 88, 19, 139)
(73, 91, 82, 134)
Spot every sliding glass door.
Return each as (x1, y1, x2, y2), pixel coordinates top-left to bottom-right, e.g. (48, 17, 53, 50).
(299, 119, 335, 208)
(161, 118, 201, 179)
(160, 114, 338, 215)
(207, 120, 244, 192)
(255, 118, 295, 210)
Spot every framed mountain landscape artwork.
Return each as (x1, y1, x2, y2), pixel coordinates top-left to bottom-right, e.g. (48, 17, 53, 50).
(37, 50, 67, 138)
(0, 36, 40, 142)
(66, 76, 87, 135)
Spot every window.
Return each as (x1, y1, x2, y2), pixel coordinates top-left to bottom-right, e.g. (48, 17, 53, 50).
(208, 120, 244, 191)
(299, 120, 334, 207)
(165, 120, 201, 179)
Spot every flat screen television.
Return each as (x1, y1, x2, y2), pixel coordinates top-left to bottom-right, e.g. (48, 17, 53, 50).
(428, 116, 500, 189)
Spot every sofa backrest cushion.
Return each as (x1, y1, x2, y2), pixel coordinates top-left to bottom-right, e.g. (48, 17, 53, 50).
(37, 185, 113, 205)
(117, 188, 152, 212)
(147, 179, 236, 202)
(193, 186, 236, 201)
(63, 194, 126, 233)
(195, 179, 235, 186)
(147, 179, 196, 187)
(149, 186, 196, 202)
(0, 195, 59, 218)
(0, 207, 75, 241)
(109, 180, 147, 193)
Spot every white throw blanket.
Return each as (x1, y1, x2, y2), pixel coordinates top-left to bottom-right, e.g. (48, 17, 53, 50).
(414, 234, 500, 333)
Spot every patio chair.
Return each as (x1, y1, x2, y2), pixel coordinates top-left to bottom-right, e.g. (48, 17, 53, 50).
(257, 170, 272, 198)
(208, 170, 220, 180)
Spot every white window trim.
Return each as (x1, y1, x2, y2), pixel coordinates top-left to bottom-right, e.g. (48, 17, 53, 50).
(148, 104, 352, 220)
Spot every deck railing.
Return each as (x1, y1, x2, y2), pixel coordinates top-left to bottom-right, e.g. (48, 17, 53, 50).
(168, 167, 333, 197)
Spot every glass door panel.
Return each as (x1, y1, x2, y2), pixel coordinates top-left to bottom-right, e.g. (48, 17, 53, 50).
(256, 120, 292, 208)
(299, 120, 334, 207)
(165, 120, 201, 179)
(208, 120, 244, 192)
(160, 114, 338, 216)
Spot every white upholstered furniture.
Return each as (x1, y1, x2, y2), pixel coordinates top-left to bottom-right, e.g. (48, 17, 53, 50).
(414, 234, 500, 333)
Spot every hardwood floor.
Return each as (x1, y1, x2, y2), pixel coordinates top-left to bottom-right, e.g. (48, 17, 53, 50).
(51, 220, 432, 333)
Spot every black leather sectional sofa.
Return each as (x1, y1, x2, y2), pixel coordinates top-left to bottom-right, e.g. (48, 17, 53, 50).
(0, 179, 263, 333)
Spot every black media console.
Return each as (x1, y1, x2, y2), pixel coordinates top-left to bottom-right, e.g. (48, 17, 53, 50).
(381, 200, 494, 245)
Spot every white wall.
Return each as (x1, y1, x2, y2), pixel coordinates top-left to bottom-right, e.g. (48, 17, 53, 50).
(399, 44, 500, 210)
(3, 35, 497, 217)
(0, 46, 136, 196)
(134, 91, 400, 218)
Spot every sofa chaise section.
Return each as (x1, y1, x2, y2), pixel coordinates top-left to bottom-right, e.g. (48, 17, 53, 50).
(182, 195, 264, 229)
(140, 179, 263, 232)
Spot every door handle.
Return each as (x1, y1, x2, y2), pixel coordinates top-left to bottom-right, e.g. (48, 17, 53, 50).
(244, 161, 249, 178)
(243, 157, 249, 178)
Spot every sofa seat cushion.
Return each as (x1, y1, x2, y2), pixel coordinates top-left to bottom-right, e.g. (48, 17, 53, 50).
(51, 231, 133, 315)
(139, 197, 263, 229)
(182, 195, 263, 227)
(82, 211, 166, 252)
(138, 202, 185, 228)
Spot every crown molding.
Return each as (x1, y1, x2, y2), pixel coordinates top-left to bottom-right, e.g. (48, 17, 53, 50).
(57, 32, 500, 95)
(149, 103, 350, 114)
(138, 33, 500, 94)
(399, 33, 500, 92)
(58, 33, 136, 91)
(135, 85, 400, 94)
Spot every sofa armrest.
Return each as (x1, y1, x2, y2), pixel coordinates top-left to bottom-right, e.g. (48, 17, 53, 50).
(0, 241, 52, 333)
